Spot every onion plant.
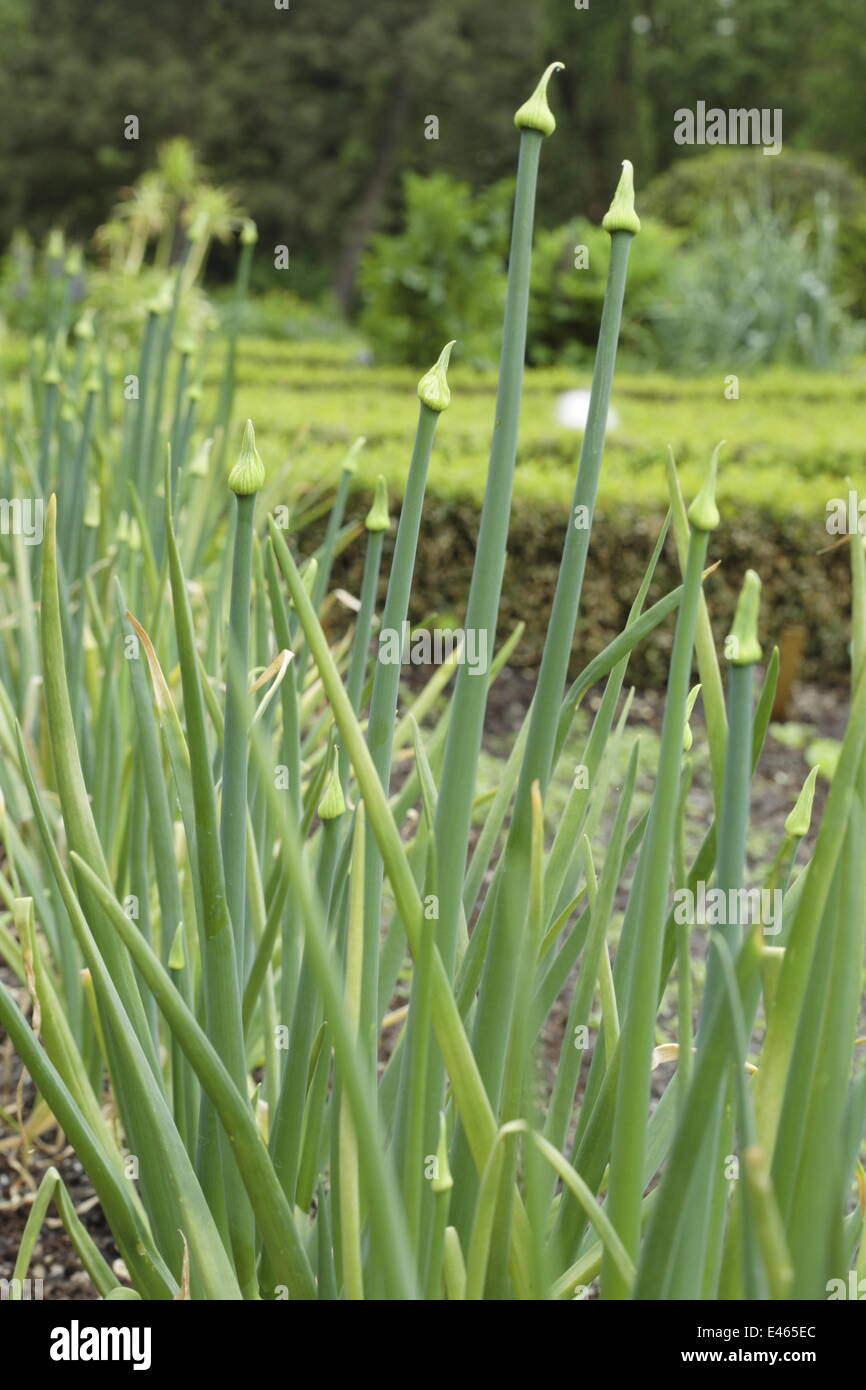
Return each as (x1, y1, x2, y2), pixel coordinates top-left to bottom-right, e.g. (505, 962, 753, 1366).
(0, 66, 864, 1303)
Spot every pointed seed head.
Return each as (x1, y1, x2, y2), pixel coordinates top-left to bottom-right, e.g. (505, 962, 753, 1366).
(318, 746, 346, 821)
(727, 569, 763, 666)
(341, 435, 366, 475)
(84, 481, 101, 528)
(365, 475, 391, 532)
(431, 1111, 453, 1194)
(760, 946, 785, 1017)
(602, 160, 641, 236)
(688, 441, 724, 532)
(148, 279, 173, 317)
(683, 683, 702, 753)
(417, 340, 456, 412)
(168, 921, 186, 970)
(785, 764, 819, 838)
(228, 419, 266, 495)
(42, 339, 62, 386)
(74, 309, 95, 342)
(514, 62, 564, 137)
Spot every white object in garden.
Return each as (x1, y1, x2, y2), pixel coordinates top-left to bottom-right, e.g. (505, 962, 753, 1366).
(555, 388, 619, 432)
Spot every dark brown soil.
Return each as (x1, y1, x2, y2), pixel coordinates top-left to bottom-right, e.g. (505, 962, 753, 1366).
(0, 991, 122, 1299)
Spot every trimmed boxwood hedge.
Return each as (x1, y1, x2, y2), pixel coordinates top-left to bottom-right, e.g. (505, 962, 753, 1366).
(324, 496, 852, 689)
(231, 343, 858, 686)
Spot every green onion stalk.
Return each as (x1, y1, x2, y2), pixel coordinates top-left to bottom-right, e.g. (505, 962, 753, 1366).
(453, 161, 640, 1237)
(37, 350, 61, 490)
(69, 850, 320, 1300)
(221, 420, 265, 974)
(292, 435, 367, 689)
(344, 476, 391, 724)
(164, 457, 258, 1296)
(414, 72, 561, 1256)
(269, 526, 535, 1294)
(268, 745, 346, 1206)
(359, 343, 454, 1072)
(66, 368, 100, 579)
(311, 435, 366, 611)
(635, 583, 811, 1299)
(702, 569, 763, 1030)
(264, 538, 304, 1033)
(562, 639, 782, 1264)
(432, 64, 561, 984)
(170, 341, 194, 480)
(601, 449, 720, 1299)
(664, 569, 763, 1300)
(129, 295, 166, 498)
(758, 766, 819, 945)
(143, 277, 183, 516)
(339, 804, 368, 1299)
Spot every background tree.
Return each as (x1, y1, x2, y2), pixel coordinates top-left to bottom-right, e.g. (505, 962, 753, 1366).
(0, 0, 864, 306)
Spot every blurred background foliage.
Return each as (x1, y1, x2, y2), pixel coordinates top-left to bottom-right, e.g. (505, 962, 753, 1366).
(0, 0, 865, 368)
(0, 0, 863, 681)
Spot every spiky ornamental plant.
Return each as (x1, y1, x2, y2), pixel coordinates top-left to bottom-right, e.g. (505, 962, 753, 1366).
(2, 67, 866, 1306)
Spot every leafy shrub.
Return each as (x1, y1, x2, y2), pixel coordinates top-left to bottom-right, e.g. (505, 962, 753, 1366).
(649, 196, 864, 370)
(0, 139, 248, 349)
(642, 149, 866, 235)
(227, 342, 866, 519)
(0, 228, 86, 336)
(358, 158, 864, 373)
(358, 172, 512, 367)
(94, 138, 246, 287)
(643, 148, 866, 320)
(324, 496, 855, 689)
(527, 215, 681, 366)
(836, 207, 866, 319)
(212, 287, 351, 344)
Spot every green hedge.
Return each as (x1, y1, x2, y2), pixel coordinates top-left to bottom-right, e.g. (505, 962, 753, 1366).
(229, 342, 865, 517)
(219, 341, 860, 685)
(320, 496, 852, 689)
